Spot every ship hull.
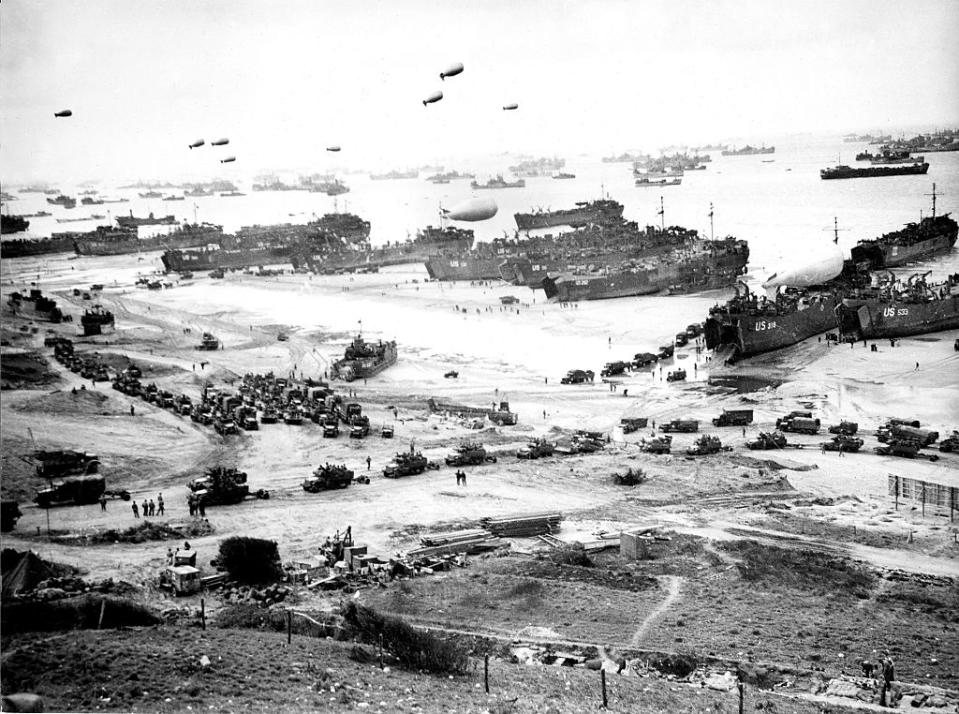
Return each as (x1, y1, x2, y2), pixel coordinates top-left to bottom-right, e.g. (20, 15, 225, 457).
(850, 223, 957, 268)
(1, 237, 75, 258)
(704, 296, 839, 359)
(76, 231, 220, 256)
(424, 257, 502, 281)
(838, 296, 959, 339)
(514, 205, 623, 230)
(821, 163, 929, 180)
(162, 246, 291, 272)
(498, 257, 567, 287)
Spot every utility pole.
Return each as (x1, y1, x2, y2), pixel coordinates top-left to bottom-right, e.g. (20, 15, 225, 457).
(657, 196, 665, 231)
(708, 202, 714, 240)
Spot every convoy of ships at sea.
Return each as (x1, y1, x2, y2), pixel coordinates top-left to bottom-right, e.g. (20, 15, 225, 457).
(2, 128, 958, 363)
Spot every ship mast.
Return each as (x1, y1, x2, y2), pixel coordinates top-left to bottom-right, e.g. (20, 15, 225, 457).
(824, 217, 848, 244)
(657, 196, 665, 231)
(925, 183, 937, 217)
(708, 202, 714, 240)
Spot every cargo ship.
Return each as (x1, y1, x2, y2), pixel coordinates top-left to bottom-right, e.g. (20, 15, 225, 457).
(541, 237, 749, 302)
(369, 169, 418, 180)
(635, 177, 682, 187)
(80, 197, 105, 205)
(820, 162, 929, 180)
(308, 178, 349, 196)
(424, 254, 503, 281)
(115, 212, 178, 229)
(514, 198, 624, 231)
(46, 195, 76, 209)
(854, 149, 923, 165)
(161, 244, 292, 272)
(330, 335, 397, 381)
(73, 222, 223, 256)
(470, 175, 525, 189)
(426, 171, 475, 183)
(508, 157, 565, 177)
(837, 272, 959, 340)
(1, 215, 29, 234)
(721, 145, 774, 156)
(251, 179, 302, 192)
(851, 215, 957, 269)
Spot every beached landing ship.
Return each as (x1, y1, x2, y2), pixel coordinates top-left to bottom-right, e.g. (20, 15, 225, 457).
(850, 211, 957, 269)
(331, 335, 397, 382)
(541, 236, 749, 302)
(1, 215, 29, 234)
(514, 199, 624, 231)
(837, 272, 959, 340)
(73, 222, 223, 257)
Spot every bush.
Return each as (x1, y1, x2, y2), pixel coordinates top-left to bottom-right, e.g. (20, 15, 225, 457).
(342, 602, 470, 674)
(217, 536, 282, 584)
(214, 604, 341, 638)
(548, 543, 592, 567)
(1, 594, 160, 633)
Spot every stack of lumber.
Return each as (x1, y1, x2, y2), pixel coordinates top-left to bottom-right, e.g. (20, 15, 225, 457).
(481, 511, 562, 537)
(405, 529, 502, 558)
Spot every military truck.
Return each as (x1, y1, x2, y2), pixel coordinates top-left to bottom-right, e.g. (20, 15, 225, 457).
(822, 434, 864, 452)
(159, 565, 202, 596)
(747, 431, 789, 450)
(640, 435, 672, 454)
(488, 402, 519, 426)
(685, 323, 704, 338)
(349, 416, 371, 439)
(214, 418, 239, 436)
(712, 409, 753, 427)
(620, 417, 649, 434)
(660, 419, 698, 433)
(260, 406, 279, 424)
(777, 413, 821, 435)
(322, 418, 340, 438)
(561, 369, 594, 384)
(674, 332, 689, 347)
(32, 449, 100, 478)
(517, 438, 554, 459)
(337, 401, 363, 423)
(657, 344, 675, 360)
(303, 464, 354, 492)
(666, 369, 687, 382)
(234, 407, 258, 431)
(189, 466, 268, 506)
(686, 435, 728, 456)
(34, 475, 130, 508)
(383, 451, 430, 478)
(445, 442, 497, 467)
(632, 352, 658, 368)
(877, 423, 938, 447)
(828, 421, 859, 436)
(600, 361, 629, 377)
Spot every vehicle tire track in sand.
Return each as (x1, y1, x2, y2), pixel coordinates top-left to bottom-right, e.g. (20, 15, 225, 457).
(631, 574, 683, 647)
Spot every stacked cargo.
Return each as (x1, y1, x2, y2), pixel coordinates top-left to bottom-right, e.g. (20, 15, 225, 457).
(481, 512, 563, 537)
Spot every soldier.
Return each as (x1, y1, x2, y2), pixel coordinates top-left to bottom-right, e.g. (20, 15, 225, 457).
(132, 501, 139, 519)
(157, 493, 165, 516)
(148, 499, 156, 516)
(141, 499, 149, 518)
(130, 404, 135, 417)
(366, 456, 371, 471)
(99, 495, 107, 512)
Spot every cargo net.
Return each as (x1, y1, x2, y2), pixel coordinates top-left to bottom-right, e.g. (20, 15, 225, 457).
(888, 474, 959, 519)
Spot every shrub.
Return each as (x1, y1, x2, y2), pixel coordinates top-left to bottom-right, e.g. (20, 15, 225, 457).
(1, 594, 160, 633)
(217, 536, 282, 584)
(548, 543, 592, 567)
(342, 602, 470, 674)
(214, 604, 340, 638)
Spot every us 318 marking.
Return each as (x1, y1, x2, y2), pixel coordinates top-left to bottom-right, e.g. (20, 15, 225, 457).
(753, 320, 778, 331)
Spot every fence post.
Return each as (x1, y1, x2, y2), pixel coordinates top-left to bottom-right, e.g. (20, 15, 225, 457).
(484, 654, 489, 693)
(287, 609, 292, 644)
(600, 669, 608, 709)
(378, 634, 384, 669)
(97, 599, 106, 630)
(200, 598, 206, 631)
(738, 679, 744, 714)
(894, 475, 899, 511)
(922, 483, 926, 518)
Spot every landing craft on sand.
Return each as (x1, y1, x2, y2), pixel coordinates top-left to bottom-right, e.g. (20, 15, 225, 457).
(220, 156, 236, 163)
(442, 197, 498, 222)
(54, 109, 72, 118)
(440, 62, 464, 80)
(838, 272, 959, 340)
(330, 335, 397, 382)
(188, 139, 205, 149)
(423, 91, 443, 107)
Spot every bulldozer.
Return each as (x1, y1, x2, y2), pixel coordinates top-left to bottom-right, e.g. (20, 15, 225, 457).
(685, 434, 728, 456)
(445, 442, 497, 467)
(383, 451, 430, 478)
(747, 431, 790, 450)
(517, 438, 554, 459)
(303, 464, 354, 492)
(640, 435, 672, 454)
(612, 467, 647, 486)
(821, 434, 864, 453)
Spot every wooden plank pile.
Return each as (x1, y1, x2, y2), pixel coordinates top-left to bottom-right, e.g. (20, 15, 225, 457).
(481, 511, 563, 537)
(405, 528, 502, 558)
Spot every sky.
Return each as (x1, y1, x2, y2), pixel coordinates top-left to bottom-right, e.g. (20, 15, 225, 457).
(2, 0, 958, 183)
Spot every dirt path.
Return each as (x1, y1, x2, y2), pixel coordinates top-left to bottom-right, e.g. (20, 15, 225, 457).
(630, 574, 683, 647)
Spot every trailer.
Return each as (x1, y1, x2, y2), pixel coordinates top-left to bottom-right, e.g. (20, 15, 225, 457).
(660, 419, 698, 433)
(712, 409, 753, 427)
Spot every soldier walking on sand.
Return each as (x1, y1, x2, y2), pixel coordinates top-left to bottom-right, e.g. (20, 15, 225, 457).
(366, 456, 371, 471)
(130, 404, 135, 417)
(157, 494, 164, 516)
(99, 495, 107, 512)
(132, 501, 139, 519)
